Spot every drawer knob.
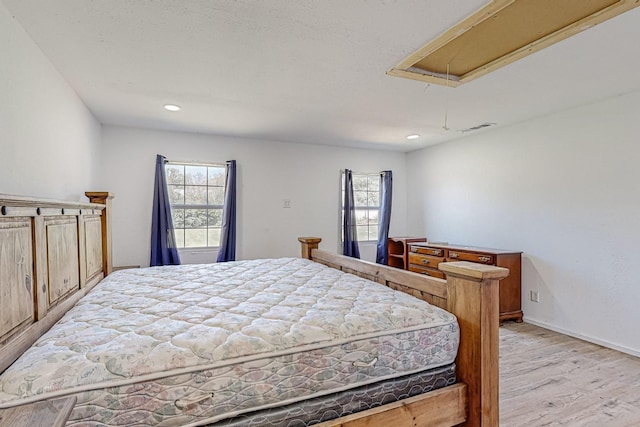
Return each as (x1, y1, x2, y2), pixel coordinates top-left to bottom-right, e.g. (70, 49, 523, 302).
(431, 250, 439, 255)
(450, 252, 459, 258)
(478, 256, 491, 263)
(421, 259, 430, 264)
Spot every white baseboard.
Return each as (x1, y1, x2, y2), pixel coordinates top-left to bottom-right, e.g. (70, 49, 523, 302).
(523, 317, 640, 358)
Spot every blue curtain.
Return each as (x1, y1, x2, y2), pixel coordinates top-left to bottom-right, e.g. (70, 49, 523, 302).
(342, 169, 360, 258)
(376, 171, 393, 264)
(216, 160, 237, 262)
(150, 154, 181, 266)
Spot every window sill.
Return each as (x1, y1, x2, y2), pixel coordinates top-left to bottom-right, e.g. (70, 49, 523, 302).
(178, 247, 220, 251)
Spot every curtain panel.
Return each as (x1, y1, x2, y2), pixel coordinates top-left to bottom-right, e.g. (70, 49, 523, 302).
(150, 154, 181, 266)
(376, 171, 393, 264)
(216, 160, 237, 262)
(342, 169, 360, 258)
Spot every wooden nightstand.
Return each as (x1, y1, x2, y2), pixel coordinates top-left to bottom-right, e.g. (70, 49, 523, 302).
(0, 396, 76, 427)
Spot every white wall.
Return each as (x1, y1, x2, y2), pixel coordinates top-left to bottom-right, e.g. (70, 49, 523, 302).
(6, 0, 637, 357)
(407, 91, 640, 356)
(100, 126, 408, 268)
(0, 3, 101, 200)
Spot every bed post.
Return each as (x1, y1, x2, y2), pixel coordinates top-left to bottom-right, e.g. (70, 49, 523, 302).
(298, 237, 321, 260)
(439, 261, 509, 427)
(85, 192, 114, 276)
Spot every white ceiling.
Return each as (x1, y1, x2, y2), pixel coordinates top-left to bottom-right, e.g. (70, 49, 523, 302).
(4, 0, 640, 151)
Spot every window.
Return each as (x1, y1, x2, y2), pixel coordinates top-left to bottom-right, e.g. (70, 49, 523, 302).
(165, 162, 226, 248)
(341, 172, 380, 242)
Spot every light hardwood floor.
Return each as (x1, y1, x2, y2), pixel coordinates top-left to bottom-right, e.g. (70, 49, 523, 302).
(500, 323, 640, 426)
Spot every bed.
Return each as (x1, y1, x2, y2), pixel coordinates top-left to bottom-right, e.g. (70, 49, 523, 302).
(0, 193, 508, 427)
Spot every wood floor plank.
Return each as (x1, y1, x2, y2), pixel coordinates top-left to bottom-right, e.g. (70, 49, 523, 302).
(500, 323, 640, 427)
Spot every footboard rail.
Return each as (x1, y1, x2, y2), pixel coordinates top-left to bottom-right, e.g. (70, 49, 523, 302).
(299, 237, 509, 427)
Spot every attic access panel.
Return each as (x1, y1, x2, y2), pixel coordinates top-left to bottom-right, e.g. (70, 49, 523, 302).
(388, 0, 639, 87)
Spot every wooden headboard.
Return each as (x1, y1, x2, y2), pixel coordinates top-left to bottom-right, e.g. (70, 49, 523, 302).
(0, 192, 113, 373)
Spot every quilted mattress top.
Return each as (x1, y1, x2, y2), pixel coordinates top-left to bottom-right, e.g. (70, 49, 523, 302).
(0, 257, 457, 406)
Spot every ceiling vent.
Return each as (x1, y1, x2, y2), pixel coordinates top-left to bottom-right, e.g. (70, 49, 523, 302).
(388, 0, 640, 87)
(458, 122, 497, 133)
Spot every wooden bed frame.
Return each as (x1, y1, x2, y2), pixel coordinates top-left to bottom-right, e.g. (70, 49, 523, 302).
(299, 238, 508, 427)
(0, 193, 507, 427)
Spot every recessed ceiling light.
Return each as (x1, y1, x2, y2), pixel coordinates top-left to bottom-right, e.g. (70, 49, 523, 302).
(406, 134, 420, 140)
(163, 104, 181, 112)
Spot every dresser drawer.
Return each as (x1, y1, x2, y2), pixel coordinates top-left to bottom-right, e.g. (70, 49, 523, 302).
(408, 252, 444, 269)
(447, 250, 494, 265)
(410, 246, 444, 257)
(408, 265, 446, 279)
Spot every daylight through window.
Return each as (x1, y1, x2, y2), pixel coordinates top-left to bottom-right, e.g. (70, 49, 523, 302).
(342, 172, 380, 242)
(166, 162, 226, 248)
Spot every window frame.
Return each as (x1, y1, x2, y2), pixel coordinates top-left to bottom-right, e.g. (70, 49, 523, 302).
(340, 171, 381, 244)
(165, 160, 227, 250)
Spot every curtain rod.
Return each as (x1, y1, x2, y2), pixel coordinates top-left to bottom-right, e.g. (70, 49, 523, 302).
(167, 160, 227, 167)
(340, 169, 384, 176)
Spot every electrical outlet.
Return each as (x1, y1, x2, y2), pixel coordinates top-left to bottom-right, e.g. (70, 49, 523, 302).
(283, 199, 291, 208)
(530, 290, 540, 303)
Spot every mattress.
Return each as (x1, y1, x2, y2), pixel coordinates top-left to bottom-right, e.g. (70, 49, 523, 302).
(0, 257, 459, 426)
(211, 363, 456, 427)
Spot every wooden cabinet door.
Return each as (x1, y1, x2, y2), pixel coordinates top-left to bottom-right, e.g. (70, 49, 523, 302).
(0, 218, 34, 342)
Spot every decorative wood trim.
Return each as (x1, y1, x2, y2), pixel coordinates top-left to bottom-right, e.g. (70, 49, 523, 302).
(77, 213, 88, 290)
(32, 215, 48, 321)
(0, 195, 104, 210)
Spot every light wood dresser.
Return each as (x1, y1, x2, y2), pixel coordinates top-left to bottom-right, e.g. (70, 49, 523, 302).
(408, 243, 523, 323)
